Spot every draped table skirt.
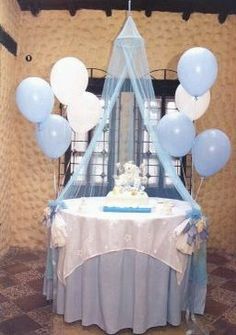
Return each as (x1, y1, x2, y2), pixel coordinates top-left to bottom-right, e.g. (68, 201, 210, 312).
(44, 249, 206, 334)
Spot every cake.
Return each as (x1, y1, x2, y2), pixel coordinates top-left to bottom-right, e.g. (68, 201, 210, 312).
(105, 186, 149, 207)
(103, 161, 151, 212)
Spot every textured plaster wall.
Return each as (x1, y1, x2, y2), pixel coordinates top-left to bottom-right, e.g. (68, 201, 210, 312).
(9, 10, 236, 253)
(0, 0, 20, 256)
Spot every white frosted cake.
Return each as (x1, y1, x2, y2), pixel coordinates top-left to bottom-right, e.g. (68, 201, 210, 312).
(103, 161, 151, 212)
(105, 186, 149, 208)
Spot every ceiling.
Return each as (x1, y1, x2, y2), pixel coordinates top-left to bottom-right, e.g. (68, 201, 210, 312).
(16, 0, 236, 23)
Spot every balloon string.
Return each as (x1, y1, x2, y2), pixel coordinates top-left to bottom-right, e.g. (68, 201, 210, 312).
(194, 98, 197, 118)
(191, 157, 195, 198)
(191, 121, 195, 198)
(53, 162, 58, 197)
(195, 177, 204, 201)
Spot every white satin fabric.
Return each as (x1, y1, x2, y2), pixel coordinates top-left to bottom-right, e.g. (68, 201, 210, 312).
(51, 197, 191, 284)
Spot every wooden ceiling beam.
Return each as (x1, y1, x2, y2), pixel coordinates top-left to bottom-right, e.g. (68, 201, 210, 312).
(218, 12, 228, 24)
(68, 0, 77, 16)
(16, 0, 236, 18)
(182, 11, 192, 21)
(29, 0, 41, 16)
(145, 0, 153, 17)
(105, 0, 112, 17)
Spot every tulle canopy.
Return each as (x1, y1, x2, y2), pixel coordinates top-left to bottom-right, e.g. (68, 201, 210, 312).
(55, 16, 199, 214)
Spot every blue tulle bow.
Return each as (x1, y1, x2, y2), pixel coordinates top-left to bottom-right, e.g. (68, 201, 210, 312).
(184, 207, 208, 246)
(48, 200, 67, 221)
(185, 207, 202, 220)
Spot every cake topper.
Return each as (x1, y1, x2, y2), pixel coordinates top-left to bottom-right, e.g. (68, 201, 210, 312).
(114, 161, 147, 192)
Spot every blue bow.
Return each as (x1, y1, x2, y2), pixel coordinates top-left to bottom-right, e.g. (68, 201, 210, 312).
(48, 200, 67, 221)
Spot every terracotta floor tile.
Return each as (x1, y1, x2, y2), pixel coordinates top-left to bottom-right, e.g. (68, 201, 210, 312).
(13, 269, 43, 285)
(47, 321, 187, 335)
(145, 324, 186, 334)
(207, 253, 229, 265)
(205, 298, 229, 318)
(0, 314, 41, 335)
(225, 258, 236, 272)
(29, 328, 51, 335)
(221, 280, 236, 292)
(0, 284, 35, 300)
(13, 252, 40, 263)
(0, 301, 23, 322)
(0, 270, 7, 278)
(207, 263, 219, 274)
(223, 305, 236, 325)
(38, 266, 46, 273)
(27, 305, 53, 328)
(15, 293, 49, 312)
(2, 263, 30, 275)
(0, 293, 8, 303)
(28, 278, 44, 292)
(207, 274, 228, 288)
(192, 315, 215, 333)
(212, 317, 236, 335)
(207, 283, 215, 292)
(0, 276, 17, 289)
(207, 287, 236, 307)
(203, 313, 218, 324)
(30, 265, 46, 274)
(211, 266, 236, 279)
(0, 250, 18, 268)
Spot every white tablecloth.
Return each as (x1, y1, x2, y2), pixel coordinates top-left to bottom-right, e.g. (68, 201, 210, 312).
(51, 197, 191, 284)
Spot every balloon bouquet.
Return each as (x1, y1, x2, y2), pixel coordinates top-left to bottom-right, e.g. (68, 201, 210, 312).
(156, 48, 232, 287)
(16, 57, 102, 160)
(157, 47, 231, 191)
(16, 50, 231, 185)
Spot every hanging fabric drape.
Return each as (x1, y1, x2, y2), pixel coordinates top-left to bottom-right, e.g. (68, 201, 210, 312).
(53, 16, 199, 215)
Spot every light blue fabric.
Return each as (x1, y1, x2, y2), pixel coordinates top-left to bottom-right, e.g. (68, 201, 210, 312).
(52, 16, 200, 213)
(187, 243, 208, 313)
(103, 206, 152, 213)
(43, 250, 206, 334)
(190, 243, 207, 287)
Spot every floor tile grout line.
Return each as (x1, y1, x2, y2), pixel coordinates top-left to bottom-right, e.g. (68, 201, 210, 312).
(208, 303, 236, 327)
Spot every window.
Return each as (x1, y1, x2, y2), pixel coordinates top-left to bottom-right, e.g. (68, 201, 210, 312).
(134, 96, 192, 198)
(58, 69, 192, 198)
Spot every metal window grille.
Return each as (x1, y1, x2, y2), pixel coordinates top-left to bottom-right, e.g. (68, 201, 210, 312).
(58, 69, 192, 195)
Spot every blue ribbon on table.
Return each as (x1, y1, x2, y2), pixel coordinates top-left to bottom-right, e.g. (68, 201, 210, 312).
(48, 199, 67, 222)
(184, 208, 208, 246)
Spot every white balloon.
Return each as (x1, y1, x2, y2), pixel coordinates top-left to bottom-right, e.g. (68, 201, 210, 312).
(50, 57, 88, 105)
(67, 92, 102, 133)
(175, 84, 210, 121)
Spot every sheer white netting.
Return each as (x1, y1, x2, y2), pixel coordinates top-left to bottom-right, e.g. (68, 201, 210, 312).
(56, 16, 199, 211)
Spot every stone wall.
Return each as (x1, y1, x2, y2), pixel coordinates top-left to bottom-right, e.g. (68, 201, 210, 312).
(0, 0, 20, 256)
(1, 7, 236, 253)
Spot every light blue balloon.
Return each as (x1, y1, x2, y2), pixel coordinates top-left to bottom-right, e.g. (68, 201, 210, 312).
(192, 129, 231, 177)
(16, 77, 54, 123)
(157, 112, 196, 157)
(177, 47, 218, 97)
(36, 115, 72, 159)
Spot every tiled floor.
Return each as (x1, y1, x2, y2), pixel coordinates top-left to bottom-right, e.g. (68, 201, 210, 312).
(0, 248, 235, 335)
